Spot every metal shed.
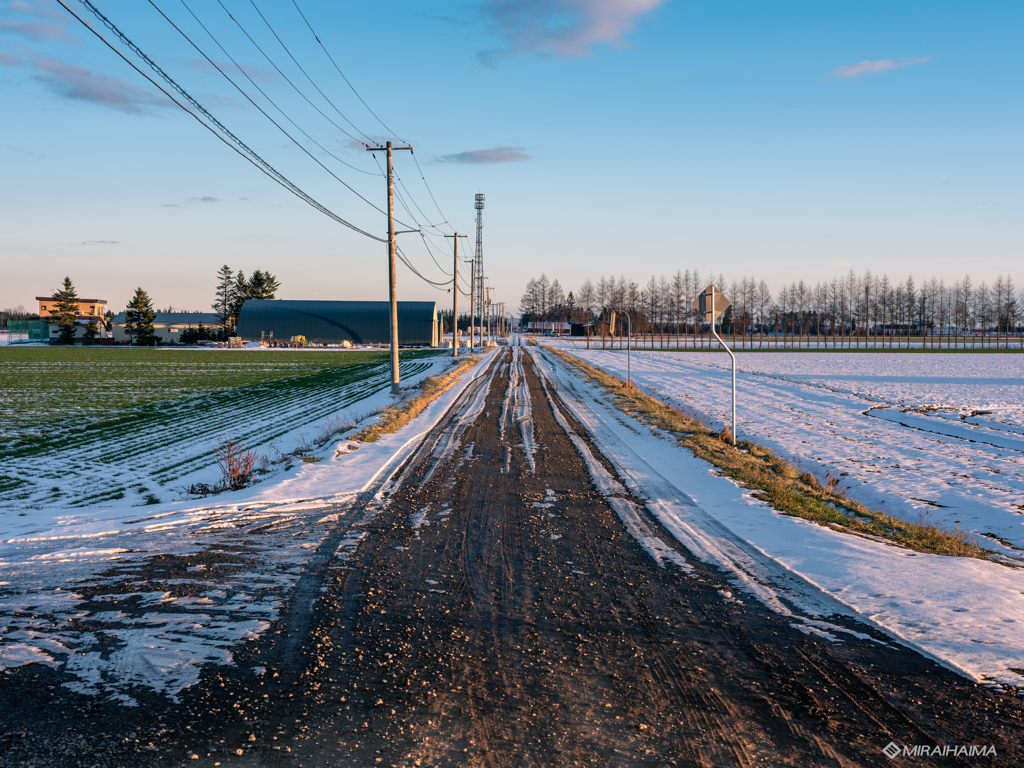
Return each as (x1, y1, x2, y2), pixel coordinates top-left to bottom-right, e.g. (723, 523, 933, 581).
(236, 300, 439, 346)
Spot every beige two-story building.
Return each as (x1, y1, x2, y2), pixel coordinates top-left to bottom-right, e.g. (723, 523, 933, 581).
(36, 296, 107, 318)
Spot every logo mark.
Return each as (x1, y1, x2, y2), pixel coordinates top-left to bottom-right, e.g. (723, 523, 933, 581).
(882, 742, 901, 759)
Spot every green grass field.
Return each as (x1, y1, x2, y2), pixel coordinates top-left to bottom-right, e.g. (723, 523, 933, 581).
(0, 347, 392, 430)
(0, 347, 445, 508)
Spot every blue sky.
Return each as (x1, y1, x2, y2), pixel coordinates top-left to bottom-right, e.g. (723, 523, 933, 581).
(1, 0, 1020, 314)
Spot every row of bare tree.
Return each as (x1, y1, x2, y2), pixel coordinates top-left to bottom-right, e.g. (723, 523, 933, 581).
(521, 270, 1023, 348)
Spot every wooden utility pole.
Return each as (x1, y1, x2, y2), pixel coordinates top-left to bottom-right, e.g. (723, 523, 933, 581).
(444, 234, 466, 357)
(367, 141, 413, 395)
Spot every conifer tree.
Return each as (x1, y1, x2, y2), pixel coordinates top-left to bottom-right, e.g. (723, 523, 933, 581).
(125, 288, 157, 346)
(228, 269, 281, 331)
(83, 316, 100, 345)
(213, 265, 235, 335)
(51, 276, 80, 345)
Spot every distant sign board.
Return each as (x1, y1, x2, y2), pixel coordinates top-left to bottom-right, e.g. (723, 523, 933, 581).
(693, 284, 730, 322)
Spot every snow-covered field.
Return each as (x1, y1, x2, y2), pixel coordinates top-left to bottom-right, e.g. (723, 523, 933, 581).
(0, 350, 495, 702)
(533, 345, 1024, 689)
(1, 351, 443, 510)
(549, 342, 1024, 557)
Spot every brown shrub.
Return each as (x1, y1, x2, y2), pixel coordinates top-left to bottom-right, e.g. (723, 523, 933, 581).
(214, 439, 258, 490)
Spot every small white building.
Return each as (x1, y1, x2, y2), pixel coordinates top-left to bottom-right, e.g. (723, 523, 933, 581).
(111, 312, 221, 344)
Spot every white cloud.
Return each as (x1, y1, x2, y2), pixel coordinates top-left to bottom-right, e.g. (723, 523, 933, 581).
(480, 0, 669, 62)
(437, 147, 531, 164)
(830, 57, 930, 79)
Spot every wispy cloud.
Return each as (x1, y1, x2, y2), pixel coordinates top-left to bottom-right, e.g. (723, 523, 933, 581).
(10, 0, 69, 23)
(161, 203, 179, 207)
(33, 58, 166, 112)
(0, 20, 72, 42)
(0, 53, 168, 113)
(479, 0, 668, 63)
(184, 58, 277, 83)
(437, 146, 531, 164)
(3, 1, 75, 41)
(82, 240, 119, 245)
(830, 57, 930, 79)
(188, 196, 222, 203)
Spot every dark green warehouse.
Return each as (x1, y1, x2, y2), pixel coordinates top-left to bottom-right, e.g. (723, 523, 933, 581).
(236, 300, 439, 346)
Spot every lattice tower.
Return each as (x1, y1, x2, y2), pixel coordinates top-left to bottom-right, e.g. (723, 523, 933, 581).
(475, 193, 485, 332)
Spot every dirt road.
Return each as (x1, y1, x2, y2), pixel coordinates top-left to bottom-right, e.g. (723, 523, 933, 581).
(1, 346, 1020, 767)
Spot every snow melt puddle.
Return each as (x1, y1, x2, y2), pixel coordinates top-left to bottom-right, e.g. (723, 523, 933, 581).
(410, 507, 431, 540)
(502, 347, 537, 473)
(419, 355, 499, 486)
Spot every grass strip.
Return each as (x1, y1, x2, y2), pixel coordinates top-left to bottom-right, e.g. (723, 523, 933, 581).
(352, 356, 481, 443)
(549, 347, 1011, 564)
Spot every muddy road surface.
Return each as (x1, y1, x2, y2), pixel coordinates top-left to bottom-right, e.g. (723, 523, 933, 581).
(1, 346, 1020, 767)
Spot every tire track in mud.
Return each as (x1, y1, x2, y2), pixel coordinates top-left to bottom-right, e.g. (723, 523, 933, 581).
(247, 346, 1018, 767)
(3, 347, 1020, 767)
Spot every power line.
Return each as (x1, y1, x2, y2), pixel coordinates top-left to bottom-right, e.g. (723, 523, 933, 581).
(246, 0, 372, 143)
(289, 0, 404, 142)
(163, 0, 378, 177)
(58, 0, 384, 242)
(284, 0, 458, 234)
(211, 0, 367, 147)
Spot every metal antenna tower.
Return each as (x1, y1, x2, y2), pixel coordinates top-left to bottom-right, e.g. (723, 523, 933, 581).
(474, 193, 485, 344)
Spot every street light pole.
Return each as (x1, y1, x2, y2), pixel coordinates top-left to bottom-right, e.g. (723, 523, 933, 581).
(611, 309, 632, 388)
(706, 288, 737, 445)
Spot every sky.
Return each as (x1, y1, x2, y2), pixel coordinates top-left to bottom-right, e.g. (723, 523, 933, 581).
(1, 0, 1021, 314)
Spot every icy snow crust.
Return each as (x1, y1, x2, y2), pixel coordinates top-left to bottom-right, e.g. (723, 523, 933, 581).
(553, 344, 1024, 553)
(540, 343, 1024, 687)
(0, 352, 496, 702)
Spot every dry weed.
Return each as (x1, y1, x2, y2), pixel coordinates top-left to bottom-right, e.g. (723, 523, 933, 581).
(214, 439, 258, 490)
(353, 357, 480, 443)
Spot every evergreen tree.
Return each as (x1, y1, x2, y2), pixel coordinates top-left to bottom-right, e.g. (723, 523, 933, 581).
(225, 269, 281, 332)
(51, 276, 80, 345)
(566, 291, 577, 323)
(83, 316, 100, 345)
(213, 265, 235, 334)
(125, 288, 157, 346)
(229, 270, 248, 332)
(247, 270, 280, 300)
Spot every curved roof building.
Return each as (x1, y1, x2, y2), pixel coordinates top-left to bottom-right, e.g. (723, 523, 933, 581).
(236, 300, 439, 346)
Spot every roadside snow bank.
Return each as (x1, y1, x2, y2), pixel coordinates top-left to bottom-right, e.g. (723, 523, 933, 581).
(0, 353, 494, 701)
(537, 346, 1024, 688)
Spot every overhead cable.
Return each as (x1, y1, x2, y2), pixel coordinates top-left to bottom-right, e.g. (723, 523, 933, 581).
(289, 0, 405, 142)
(246, 0, 372, 143)
(286, 0, 458, 234)
(159, 0, 378, 177)
(211, 0, 366, 145)
(58, 0, 384, 242)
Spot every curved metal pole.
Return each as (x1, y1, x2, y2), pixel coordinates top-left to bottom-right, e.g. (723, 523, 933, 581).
(707, 291, 736, 445)
(611, 309, 631, 388)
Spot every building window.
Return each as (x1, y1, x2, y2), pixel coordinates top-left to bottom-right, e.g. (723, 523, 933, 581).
(170, 328, 179, 333)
